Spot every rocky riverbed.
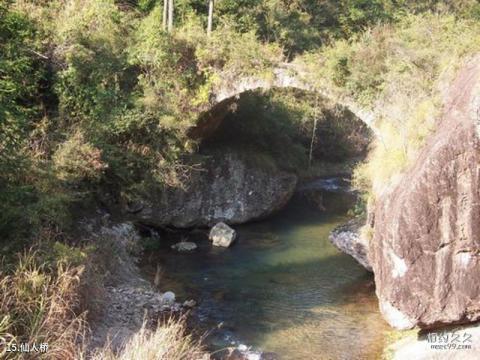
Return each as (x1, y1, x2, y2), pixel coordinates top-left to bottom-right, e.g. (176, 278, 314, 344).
(82, 221, 189, 353)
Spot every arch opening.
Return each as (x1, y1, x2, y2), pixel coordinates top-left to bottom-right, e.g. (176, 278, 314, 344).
(189, 64, 376, 141)
(194, 88, 372, 181)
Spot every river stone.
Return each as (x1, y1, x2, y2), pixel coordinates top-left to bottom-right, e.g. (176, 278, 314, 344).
(329, 218, 372, 271)
(161, 291, 176, 305)
(209, 222, 236, 247)
(260, 353, 279, 360)
(183, 299, 196, 308)
(370, 55, 480, 329)
(225, 349, 247, 360)
(121, 150, 297, 228)
(171, 241, 197, 252)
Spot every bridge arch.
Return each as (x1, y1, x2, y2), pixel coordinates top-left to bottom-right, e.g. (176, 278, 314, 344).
(189, 63, 376, 139)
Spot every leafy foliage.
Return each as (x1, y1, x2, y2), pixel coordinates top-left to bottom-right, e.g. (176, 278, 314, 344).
(0, 3, 63, 241)
(2, 0, 480, 240)
(0, 3, 42, 173)
(53, 131, 107, 184)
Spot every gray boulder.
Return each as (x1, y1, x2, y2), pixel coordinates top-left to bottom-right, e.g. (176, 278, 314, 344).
(123, 150, 297, 228)
(161, 291, 176, 305)
(209, 222, 236, 247)
(183, 299, 196, 308)
(329, 218, 372, 272)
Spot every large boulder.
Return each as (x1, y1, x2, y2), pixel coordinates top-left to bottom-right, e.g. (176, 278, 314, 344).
(329, 218, 372, 271)
(124, 151, 297, 228)
(370, 55, 480, 329)
(209, 222, 236, 247)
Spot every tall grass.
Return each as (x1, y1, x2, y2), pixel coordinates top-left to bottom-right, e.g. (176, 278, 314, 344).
(91, 317, 207, 360)
(0, 238, 207, 360)
(0, 250, 86, 359)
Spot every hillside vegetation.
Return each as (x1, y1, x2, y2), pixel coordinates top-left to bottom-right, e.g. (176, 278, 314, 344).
(302, 13, 480, 197)
(2, 0, 480, 358)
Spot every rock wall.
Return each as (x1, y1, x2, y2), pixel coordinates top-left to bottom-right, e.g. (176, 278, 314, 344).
(370, 55, 480, 329)
(128, 151, 297, 228)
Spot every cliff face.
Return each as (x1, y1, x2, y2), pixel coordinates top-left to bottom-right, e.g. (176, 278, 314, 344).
(370, 55, 480, 329)
(127, 151, 297, 228)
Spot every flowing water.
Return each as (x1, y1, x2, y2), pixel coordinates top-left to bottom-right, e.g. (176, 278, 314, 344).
(141, 178, 389, 359)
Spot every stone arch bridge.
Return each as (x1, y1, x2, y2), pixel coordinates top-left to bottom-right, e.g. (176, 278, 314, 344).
(189, 62, 376, 139)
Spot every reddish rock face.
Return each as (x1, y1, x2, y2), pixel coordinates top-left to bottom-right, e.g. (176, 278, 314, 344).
(370, 55, 480, 329)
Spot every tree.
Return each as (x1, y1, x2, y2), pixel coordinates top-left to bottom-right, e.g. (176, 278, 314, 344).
(0, 3, 42, 168)
(0, 3, 49, 237)
(309, 96, 320, 168)
(163, 0, 168, 31)
(207, 0, 214, 36)
(168, 0, 174, 32)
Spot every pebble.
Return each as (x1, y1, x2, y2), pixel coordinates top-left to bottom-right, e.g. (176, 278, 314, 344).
(183, 299, 197, 308)
(161, 291, 176, 304)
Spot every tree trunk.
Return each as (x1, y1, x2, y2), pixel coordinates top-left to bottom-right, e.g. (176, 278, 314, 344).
(309, 97, 320, 168)
(168, 0, 174, 33)
(207, 0, 214, 36)
(163, 0, 168, 31)
(309, 117, 318, 168)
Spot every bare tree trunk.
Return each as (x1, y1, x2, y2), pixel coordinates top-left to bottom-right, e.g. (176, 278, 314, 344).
(168, 0, 174, 33)
(309, 96, 320, 168)
(309, 117, 318, 168)
(163, 0, 168, 31)
(207, 0, 214, 36)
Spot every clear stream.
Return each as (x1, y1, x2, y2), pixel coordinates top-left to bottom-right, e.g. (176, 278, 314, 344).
(142, 179, 389, 360)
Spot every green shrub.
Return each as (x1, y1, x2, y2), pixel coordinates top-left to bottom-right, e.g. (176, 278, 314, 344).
(0, 3, 44, 173)
(53, 132, 107, 184)
(54, 0, 131, 124)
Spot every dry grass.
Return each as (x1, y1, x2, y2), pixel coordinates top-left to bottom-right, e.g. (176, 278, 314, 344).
(0, 235, 207, 360)
(91, 317, 207, 360)
(0, 250, 86, 359)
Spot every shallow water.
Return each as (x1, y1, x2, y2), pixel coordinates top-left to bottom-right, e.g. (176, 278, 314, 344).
(142, 180, 389, 359)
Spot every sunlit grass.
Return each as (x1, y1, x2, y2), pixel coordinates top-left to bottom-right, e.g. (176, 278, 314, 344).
(91, 317, 207, 360)
(0, 250, 86, 359)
